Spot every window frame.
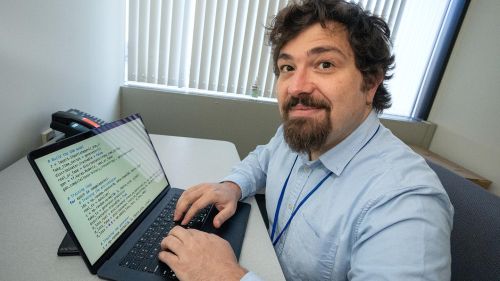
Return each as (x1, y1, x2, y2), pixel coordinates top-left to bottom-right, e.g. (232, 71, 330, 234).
(412, 0, 471, 120)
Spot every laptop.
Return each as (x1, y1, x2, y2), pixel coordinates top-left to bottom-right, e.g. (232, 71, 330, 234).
(27, 113, 250, 281)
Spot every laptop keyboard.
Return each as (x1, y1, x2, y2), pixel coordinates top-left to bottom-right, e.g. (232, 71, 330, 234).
(119, 194, 212, 279)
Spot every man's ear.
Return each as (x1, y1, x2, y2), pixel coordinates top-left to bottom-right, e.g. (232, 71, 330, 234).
(364, 75, 383, 105)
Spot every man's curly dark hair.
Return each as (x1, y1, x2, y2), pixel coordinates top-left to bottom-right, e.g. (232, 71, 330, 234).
(267, 0, 395, 112)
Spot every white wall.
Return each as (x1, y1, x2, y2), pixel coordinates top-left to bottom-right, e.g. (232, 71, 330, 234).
(428, 0, 500, 196)
(0, 0, 125, 170)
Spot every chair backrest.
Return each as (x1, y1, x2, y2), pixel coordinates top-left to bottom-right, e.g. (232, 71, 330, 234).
(427, 160, 500, 281)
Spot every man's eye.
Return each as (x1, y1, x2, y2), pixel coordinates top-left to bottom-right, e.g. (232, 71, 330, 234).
(318, 62, 334, 70)
(279, 65, 294, 73)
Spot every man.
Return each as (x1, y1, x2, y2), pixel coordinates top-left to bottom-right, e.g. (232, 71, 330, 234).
(158, 0, 454, 280)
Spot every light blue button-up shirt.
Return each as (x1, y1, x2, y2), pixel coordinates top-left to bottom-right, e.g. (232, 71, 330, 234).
(224, 111, 453, 281)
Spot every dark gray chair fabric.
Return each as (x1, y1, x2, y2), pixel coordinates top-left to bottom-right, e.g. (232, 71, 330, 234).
(427, 160, 500, 281)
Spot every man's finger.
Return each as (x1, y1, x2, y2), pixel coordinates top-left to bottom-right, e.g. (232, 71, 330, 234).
(213, 204, 237, 228)
(181, 194, 215, 225)
(160, 231, 184, 253)
(168, 225, 191, 241)
(158, 250, 179, 265)
(174, 185, 207, 221)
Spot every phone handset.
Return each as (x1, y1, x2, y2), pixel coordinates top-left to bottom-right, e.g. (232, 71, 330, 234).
(50, 110, 106, 137)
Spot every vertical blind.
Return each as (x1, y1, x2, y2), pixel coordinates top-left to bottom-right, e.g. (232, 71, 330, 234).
(127, 0, 406, 99)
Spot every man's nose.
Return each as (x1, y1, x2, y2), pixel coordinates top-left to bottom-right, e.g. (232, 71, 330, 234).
(288, 68, 314, 96)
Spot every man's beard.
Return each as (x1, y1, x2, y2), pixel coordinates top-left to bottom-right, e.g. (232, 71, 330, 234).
(282, 94, 332, 154)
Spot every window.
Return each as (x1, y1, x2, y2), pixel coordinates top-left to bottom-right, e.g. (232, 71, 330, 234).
(125, 0, 469, 119)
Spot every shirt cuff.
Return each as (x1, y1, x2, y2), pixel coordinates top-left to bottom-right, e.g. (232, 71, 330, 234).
(222, 173, 254, 199)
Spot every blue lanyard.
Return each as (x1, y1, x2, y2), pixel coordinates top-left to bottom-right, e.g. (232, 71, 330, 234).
(270, 155, 333, 246)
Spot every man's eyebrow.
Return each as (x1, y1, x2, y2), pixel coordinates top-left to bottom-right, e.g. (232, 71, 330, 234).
(307, 46, 347, 59)
(277, 53, 293, 61)
(277, 46, 347, 61)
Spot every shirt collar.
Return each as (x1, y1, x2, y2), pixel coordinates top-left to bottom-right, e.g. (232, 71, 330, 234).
(318, 110, 381, 176)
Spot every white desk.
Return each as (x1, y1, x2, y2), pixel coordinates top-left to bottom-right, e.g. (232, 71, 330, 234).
(0, 134, 285, 281)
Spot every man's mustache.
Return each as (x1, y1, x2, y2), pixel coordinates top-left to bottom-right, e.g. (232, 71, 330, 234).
(283, 94, 331, 113)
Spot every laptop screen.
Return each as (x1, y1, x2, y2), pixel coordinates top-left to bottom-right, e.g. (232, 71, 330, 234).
(33, 115, 168, 265)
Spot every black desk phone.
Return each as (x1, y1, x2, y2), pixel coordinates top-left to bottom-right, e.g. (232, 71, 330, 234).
(51, 109, 107, 138)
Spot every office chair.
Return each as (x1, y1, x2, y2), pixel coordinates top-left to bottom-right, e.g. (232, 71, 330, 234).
(427, 160, 500, 281)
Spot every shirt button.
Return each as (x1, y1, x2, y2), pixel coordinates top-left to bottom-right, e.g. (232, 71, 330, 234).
(303, 166, 310, 173)
(288, 203, 293, 210)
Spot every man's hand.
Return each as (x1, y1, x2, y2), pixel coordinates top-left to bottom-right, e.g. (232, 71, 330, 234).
(174, 182, 241, 228)
(159, 226, 247, 281)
